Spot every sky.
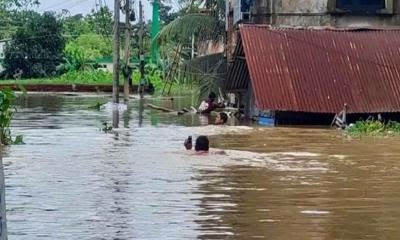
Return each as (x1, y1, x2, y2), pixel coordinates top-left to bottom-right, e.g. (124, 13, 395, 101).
(33, 0, 156, 21)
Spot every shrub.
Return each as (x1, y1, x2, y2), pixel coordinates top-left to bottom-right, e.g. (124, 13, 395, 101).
(347, 120, 400, 136)
(0, 88, 23, 145)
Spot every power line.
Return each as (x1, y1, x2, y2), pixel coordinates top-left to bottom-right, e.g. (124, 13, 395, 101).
(39, 0, 92, 12)
(38, 0, 77, 11)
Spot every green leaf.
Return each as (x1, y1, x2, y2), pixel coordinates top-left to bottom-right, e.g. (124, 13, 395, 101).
(155, 13, 222, 44)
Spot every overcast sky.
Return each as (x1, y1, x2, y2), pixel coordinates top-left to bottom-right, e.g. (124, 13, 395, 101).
(34, 0, 156, 21)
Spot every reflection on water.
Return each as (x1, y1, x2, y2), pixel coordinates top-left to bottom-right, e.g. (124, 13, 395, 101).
(0, 148, 7, 240)
(2, 94, 400, 239)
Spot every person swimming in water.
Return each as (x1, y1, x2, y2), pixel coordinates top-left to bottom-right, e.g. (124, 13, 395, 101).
(184, 135, 209, 152)
(184, 135, 226, 155)
(214, 112, 228, 125)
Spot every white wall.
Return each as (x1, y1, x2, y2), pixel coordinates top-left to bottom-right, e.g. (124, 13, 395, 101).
(0, 42, 7, 72)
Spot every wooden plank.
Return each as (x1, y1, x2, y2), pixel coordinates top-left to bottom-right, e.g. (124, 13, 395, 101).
(147, 103, 175, 112)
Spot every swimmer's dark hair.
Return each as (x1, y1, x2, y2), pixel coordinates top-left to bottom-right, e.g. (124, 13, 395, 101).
(219, 112, 228, 124)
(208, 92, 217, 101)
(195, 136, 209, 152)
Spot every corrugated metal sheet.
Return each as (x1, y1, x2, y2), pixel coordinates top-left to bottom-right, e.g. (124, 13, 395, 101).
(237, 25, 400, 113)
(226, 36, 250, 91)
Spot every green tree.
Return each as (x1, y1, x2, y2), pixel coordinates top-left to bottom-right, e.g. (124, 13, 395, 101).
(0, 0, 39, 9)
(157, 0, 225, 44)
(0, 9, 12, 39)
(160, 1, 179, 25)
(86, 6, 113, 37)
(62, 13, 92, 37)
(0, 0, 40, 38)
(4, 11, 65, 78)
(155, 0, 225, 98)
(64, 33, 112, 71)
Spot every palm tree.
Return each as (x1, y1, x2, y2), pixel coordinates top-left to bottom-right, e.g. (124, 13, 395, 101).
(155, 0, 226, 100)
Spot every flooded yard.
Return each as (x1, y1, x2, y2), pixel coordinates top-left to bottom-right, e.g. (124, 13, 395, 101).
(2, 94, 400, 239)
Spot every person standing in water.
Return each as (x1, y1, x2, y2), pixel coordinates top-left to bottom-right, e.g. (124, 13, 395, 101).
(214, 112, 228, 125)
(198, 92, 225, 114)
(178, 92, 225, 116)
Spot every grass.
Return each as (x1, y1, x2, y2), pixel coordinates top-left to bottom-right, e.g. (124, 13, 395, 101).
(0, 70, 113, 85)
(0, 70, 200, 98)
(346, 120, 400, 136)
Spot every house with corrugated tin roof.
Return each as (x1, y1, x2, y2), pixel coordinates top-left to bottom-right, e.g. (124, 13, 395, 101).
(226, 25, 400, 125)
(225, 0, 400, 125)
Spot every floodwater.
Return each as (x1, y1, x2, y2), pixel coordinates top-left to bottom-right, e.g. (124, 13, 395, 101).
(2, 93, 400, 240)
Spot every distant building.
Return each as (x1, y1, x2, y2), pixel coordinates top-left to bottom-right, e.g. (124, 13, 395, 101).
(0, 39, 10, 73)
(227, 0, 400, 59)
(94, 57, 114, 73)
(94, 56, 141, 73)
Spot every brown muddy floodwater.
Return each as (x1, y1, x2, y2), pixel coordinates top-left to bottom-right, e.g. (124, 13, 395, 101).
(2, 93, 400, 240)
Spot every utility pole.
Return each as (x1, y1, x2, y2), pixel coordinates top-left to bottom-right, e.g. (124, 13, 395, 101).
(138, 0, 145, 98)
(112, 0, 121, 104)
(123, 0, 131, 102)
(150, 0, 160, 63)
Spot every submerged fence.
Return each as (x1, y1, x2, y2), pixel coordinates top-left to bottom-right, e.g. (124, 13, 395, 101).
(180, 53, 227, 86)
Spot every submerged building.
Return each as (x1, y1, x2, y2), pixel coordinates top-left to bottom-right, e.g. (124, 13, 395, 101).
(225, 0, 400, 125)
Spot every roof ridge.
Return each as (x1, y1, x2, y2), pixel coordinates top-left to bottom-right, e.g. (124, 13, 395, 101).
(239, 24, 400, 32)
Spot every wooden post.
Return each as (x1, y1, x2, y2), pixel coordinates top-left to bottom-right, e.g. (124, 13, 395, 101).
(112, 108, 119, 128)
(342, 103, 348, 126)
(123, 0, 131, 103)
(112, 0, 121, 103)
(139, 97, 144, 127)
(138, 1, 145, 98)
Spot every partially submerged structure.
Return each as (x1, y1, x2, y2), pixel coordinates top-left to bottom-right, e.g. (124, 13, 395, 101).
(226, 25, 400, 125)
(225, 0, 400, 125)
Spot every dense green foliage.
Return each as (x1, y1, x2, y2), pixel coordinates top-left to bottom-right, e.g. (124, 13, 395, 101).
(156, 0, 225, 44)
(347, 120, 400, 136)
(60, 6, 113, 38)
(62, 33, 112, 72)
(130, 63, 199, 95)
(0, 0, 39, 9)
(1, 3, 114, 80)
(61, 13, 91, 37)
(0, 0, 207, 98)
(0, 0, 40, 39)
(155, 0, 226, 98)
(0, 88, 23, 145)
(4, 12, 65, 78)
(59, 70, 112, 85)
(0, 70, 112, 85)
(159, 1, 179, 25)
(157, 13, 221, 44)
(86, 6, 113, 37)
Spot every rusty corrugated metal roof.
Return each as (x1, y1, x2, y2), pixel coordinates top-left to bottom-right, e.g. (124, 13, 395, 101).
(236, 25, 400, 113)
